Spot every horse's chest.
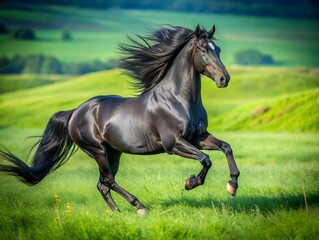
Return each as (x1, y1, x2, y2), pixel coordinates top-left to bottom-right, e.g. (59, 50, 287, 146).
(176, 106, 206, 140)
(183, 119, 206, 141)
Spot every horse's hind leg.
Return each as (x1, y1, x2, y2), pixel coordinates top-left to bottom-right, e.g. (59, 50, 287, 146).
(92, 146, 147, 215)
(97, 149, 121, 212)
(71, 127, 147, 214)
(77, 144, 119, 211)
(97, 172, 119, 212)
(101, 177, 148, 215)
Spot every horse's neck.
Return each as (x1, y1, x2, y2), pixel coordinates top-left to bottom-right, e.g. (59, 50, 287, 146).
(160, 42, 201, 105)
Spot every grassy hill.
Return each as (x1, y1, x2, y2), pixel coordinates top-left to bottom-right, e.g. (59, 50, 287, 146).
(0, 70, 132, 128)
(0, 67, 318, 131)
(209, 88, 319, 132)
(0, 5, 318, 67)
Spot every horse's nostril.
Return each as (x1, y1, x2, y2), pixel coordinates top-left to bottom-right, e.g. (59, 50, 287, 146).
(220, 76, 225, 82)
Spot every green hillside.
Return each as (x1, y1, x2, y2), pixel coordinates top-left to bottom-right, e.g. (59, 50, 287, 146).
(0, 67, 318, 131)
(0, 74, 69, 93)
(0, 70, 132, 128)
(201, 67, 319, 115)
(209, 88, 319, 132)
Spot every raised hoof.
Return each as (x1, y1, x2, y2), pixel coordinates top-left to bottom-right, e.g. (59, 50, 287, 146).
(227, 182, 237, 196)
(137, 208, 148, 216)
(184, 175, 197, 191)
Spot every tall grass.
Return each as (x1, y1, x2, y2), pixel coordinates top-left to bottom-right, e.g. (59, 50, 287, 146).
(0, 129, 318, 239)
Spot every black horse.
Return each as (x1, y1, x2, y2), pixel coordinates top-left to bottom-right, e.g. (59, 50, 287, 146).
(0, 25, 239, 215)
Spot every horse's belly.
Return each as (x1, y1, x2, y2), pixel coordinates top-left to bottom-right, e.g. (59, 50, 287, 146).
(103, 124, 162, 154)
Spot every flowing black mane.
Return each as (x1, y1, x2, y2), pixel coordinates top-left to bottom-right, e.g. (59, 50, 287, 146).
(119, 26, 195, 93)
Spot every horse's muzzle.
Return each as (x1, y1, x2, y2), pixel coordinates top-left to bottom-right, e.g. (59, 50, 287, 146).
(215, 73, 230, 88)
(203, 65, 230, 88)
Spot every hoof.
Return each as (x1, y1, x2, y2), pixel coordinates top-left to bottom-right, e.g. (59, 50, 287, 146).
(184, 175, 197, 191)
(137, 208, 148, 216)
(227, 182, 237, 196)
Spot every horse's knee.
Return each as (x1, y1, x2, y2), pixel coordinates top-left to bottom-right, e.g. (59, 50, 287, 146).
(222, 142, 233, 155)
(199, 154, 212, 169)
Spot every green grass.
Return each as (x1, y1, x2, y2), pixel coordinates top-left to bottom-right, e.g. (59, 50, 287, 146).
(0, 5, 318, 66)
(0, 129, 318, 239)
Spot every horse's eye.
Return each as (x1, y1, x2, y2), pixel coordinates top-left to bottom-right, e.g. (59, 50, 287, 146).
(199, 46, 206, 53)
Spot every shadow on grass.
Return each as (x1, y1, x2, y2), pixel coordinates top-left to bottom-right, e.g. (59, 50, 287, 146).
(161, 192, 319, 213)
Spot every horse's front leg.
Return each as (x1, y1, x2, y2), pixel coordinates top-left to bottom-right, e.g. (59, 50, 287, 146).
(170, 136, 212, 190)
(195, 132, 240, 196)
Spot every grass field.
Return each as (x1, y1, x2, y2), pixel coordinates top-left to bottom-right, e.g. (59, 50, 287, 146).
(0, 5, 318, 66)
(0, 129, 318, 239)
(0, 67, 318, 239)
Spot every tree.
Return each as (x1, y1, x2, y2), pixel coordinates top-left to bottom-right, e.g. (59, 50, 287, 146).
(22, 55, 44, 73)
(235, 49, 274, 65)
(40, 57, 63, 74)
(0, 55, 26, 73)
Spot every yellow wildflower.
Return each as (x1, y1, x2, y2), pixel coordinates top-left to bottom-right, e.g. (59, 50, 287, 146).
(105, 209, 113, 215)
(54, 194, 59, 201)
(66, 202, 72, 215)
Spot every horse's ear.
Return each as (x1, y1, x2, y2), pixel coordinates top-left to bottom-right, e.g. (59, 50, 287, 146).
(194, 25, 201, 38)
(208, 25, 215, 38)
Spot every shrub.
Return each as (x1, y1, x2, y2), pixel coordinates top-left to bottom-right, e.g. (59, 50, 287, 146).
(0, 56, 9, 67)
(61, 28, 72, 41)
(0, 24, 8, 34)
(11, 27, 36, 40)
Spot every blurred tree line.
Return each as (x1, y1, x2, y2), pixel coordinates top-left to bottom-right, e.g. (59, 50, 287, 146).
(3, 26, 72, 41)
(1, 0, 318, 19)
(0, 50, 276, 75)
(0, 55, 118, 75)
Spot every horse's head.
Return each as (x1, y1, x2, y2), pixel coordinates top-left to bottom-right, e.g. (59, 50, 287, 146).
(193, 25, 230, 88)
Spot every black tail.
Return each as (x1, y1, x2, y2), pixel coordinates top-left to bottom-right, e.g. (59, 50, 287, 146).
(0, 110, 76, 185)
